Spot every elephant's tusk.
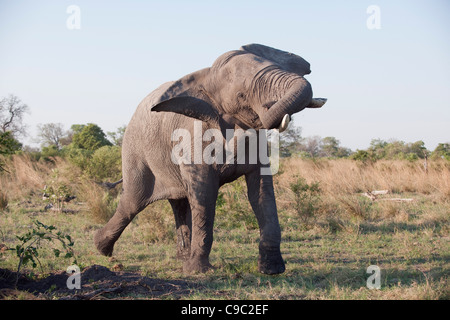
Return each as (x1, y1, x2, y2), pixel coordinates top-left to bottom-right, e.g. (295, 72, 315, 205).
(307, 98, 327, 108)
(278, 114, 290, 132)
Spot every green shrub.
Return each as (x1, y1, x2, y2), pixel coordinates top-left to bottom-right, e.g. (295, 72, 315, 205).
(350, 150, 373, 163)
(405, 153, 419, 162)
(64, 146, 93, 171)
(289, 176, 322, 225)
(0, 131, 22, 155)
(13, 220, 75, 286)
(41, 145, 60, 160)
(64, 140, 121, 181)
(86, 145, 122, 181)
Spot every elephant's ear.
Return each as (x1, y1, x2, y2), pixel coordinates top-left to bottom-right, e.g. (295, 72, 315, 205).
(240, 43, 311, 76)
(152, 96, 219, 123)
(149, 75, 220, 123)
(152, 96, 237, 137)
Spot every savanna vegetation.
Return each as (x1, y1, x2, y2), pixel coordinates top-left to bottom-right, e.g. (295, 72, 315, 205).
(0, 94, 448, 300)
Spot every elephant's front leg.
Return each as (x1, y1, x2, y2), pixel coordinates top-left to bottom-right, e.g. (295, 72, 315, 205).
(182, 169, 219, 274)
(245, 169, 285, 274)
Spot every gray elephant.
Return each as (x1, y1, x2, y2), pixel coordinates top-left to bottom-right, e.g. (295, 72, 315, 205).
(94, 44, 326, 274)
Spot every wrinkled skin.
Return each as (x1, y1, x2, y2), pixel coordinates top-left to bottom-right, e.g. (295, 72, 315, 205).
(94, 44, 325, 274)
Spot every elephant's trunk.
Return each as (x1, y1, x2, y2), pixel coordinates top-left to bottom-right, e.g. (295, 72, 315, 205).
(259, 77, 313, 130)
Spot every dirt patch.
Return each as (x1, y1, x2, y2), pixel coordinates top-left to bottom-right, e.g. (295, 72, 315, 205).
(0, 265, 198, 300)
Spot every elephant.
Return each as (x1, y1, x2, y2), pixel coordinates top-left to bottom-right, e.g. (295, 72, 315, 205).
(94, 44, 326, 274)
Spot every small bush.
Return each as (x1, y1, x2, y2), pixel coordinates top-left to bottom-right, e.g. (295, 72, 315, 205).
(13, 220, 76, 286)
(64, 144, 122, 182)
(43, 169, 72, 212)
(40, 145, 60, 160)
(289, 176, 322, 225)
(405, 153, 419, 162)
(86, 145, 122, 181)
(350, 150, 374, 163)
(65, 146, 92, 171)
(338, 195, 372, 220)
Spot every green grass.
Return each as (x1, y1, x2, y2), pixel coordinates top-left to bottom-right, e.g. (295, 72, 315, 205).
(1, 193, 447, 300)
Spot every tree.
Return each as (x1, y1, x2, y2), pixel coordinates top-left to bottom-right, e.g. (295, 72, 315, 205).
(279, 124, 302, 157)
(37, 123, 67, 150)
(406, 140, 428, 159)
(320, 136, 339, 157)
(383, 140, 406, 159)
(431, 143, 450, 160)
(320, 136, 352, 158)
(302, 136, 322, 158)
(71, 123, 112, 151)
(0, 94, 29, 137)
(70, 124, 85, 135)
(336, 146, 352, 158)
(0, 131, 22, 155)
(107, 125, 126, 147)
(368, 139, 388, 160)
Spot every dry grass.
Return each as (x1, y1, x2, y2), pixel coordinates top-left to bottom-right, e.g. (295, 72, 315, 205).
(76, 179, 119, 223)
(273, 158, 450, 221)
(0, 155, 85, 202)
(276, 158, 450, 199)
(0, 155, 50, 199)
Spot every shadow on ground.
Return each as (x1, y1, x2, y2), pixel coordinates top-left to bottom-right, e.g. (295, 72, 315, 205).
(0, 265, 199, 300)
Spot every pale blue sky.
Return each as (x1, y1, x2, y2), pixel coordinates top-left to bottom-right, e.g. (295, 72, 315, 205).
(1, 0, 449, 150)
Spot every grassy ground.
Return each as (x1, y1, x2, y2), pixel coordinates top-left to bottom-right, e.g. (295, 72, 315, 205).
(0, 156, 449, 299)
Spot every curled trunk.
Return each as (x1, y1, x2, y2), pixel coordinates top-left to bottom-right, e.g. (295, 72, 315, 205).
(259, 77, 312, 130)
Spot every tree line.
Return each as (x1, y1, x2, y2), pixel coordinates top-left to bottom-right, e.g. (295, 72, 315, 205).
(0, 95, 125, 180)
(1, 94, 449, 169)
(279, 123, 449, 161)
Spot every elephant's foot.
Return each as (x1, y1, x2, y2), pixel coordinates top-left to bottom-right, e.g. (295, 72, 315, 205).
(258, 248, 285, 275)
(94, 228, 115, 257)
(183, 257, 213, 274)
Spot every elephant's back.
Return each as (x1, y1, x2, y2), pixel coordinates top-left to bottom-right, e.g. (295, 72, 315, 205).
(137, 81, 176, 111)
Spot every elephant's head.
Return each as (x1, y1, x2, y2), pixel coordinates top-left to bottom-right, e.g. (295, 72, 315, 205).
(150, 44, 326, 132)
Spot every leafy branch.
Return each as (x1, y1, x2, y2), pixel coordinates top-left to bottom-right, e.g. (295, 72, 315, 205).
(13, 220, 76, 286)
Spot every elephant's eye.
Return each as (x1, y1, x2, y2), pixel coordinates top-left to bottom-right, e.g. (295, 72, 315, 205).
(262, 101, 276, 109)
(237, 92, 246, 100)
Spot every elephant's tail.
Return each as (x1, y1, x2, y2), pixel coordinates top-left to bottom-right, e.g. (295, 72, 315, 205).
(96, 178, 123, 190)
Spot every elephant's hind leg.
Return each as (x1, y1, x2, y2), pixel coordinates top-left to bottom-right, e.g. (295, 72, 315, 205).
(169, 198, 192, 261)
(94, 165, 154, 256)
